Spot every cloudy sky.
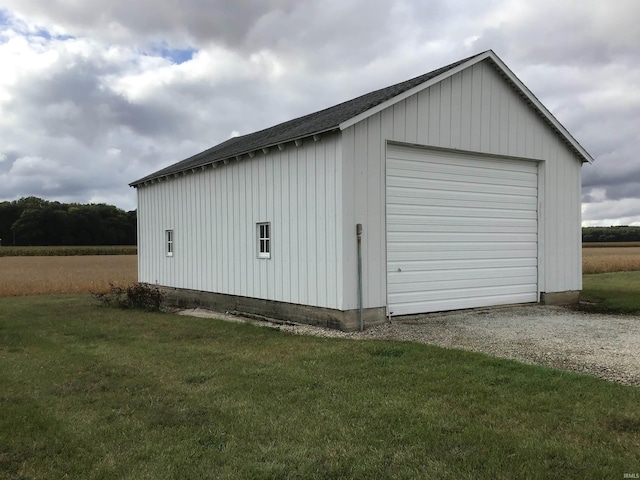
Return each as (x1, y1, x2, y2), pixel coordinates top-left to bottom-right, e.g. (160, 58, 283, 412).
(0, 0, 638, 225)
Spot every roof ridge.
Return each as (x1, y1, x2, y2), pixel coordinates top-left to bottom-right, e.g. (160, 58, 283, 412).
(233, 50, 488, 139)
(130, 51, 489, 185)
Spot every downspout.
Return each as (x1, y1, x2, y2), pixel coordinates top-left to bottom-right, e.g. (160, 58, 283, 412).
(356, 223, 363, 331)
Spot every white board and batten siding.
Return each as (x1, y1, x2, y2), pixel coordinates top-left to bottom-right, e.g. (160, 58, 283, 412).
(386, 145, 538, 315)
(341, 57, 583, 313)
(137, 132, 344, 310)
(137, 55, 584, 319)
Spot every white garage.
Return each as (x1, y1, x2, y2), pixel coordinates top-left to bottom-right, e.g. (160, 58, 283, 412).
(131, 50, 594, 330)
(386, 144, 539, 315)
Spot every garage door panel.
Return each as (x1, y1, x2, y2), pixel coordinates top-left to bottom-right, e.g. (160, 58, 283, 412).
(387, 232, 538, 244)
(388, 186, 537, 208)
(388, 156, 538, 175)
(388, 251, 537, 262)
(391, 283, 538, 304)
(387, 257, 538, 272)
(386, 222, 537, 234)
(387, 170, 538, 191)
(386, 216, 537, 230)
(386, 145, 538, 315)
(389, 208, 537, 222)
(389, 240, 537, 254)
(390, 292, 538, 316)
(388, 276, 537, 295)
(387, 175, 537, 197)
(388, 266, 538, 284)
(388, 205, 538, 220)
(388, 197, 536, 213)
(388, 147, 538, 173)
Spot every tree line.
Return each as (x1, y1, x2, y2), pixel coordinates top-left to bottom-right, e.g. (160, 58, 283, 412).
(0, 197, 136, 246)
(1, 196, 637, 246)
(582, 226, 640, 243)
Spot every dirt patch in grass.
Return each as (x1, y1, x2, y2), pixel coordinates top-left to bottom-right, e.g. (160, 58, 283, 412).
(0, 255, 137, 297)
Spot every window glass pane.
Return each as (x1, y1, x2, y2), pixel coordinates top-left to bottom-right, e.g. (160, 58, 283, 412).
(257, 222, 270, 258)
(165, 230, 174, 256)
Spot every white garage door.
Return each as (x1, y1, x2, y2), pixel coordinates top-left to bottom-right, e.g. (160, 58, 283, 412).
(386, 144, 538, 316)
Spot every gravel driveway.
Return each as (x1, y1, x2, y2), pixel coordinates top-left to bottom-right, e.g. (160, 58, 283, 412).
(179, 305, 640, 387)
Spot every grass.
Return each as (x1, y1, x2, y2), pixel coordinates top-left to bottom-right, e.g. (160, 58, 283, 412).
(0, 245, 137, 257)
(580, 271, 640, 313)
(0, 255, 137, 297)
(1, 295, 640, 479)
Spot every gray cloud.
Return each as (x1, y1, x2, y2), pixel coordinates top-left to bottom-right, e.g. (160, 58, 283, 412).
(1, 0, 298, 48)
(468, 0, 640, 225)
(7, 53, 198, 143)
(472, 0, 640, 66)
(0, 0, 638, 224)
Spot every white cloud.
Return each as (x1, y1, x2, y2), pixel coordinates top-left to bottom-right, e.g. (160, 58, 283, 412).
(0, 0, 638, 222)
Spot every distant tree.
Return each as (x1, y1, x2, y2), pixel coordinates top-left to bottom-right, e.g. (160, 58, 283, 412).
(583, 226, 640, 243)
(1, 197, 137, 246)
(0, 201, 22, 245)
(11, 208, 49, 245)
(16, 196, 49, 209)
(67, 206, 95, 245)
(126, 210, 138, 245)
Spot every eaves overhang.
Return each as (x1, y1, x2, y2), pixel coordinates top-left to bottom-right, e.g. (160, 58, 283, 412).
(129, 127, 340, 188)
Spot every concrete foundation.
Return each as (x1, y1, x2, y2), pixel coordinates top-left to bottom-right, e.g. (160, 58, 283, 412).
(540, 291, 580, 306)
(159, 286, 387, 331)
(158, 286, 581, 329)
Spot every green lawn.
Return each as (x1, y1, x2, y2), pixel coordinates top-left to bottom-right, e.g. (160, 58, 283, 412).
(1, 296, 639, 479)
(581, 271, 640, 313)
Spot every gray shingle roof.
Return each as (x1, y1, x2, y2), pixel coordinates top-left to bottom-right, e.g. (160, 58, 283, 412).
(130, 52, 485, 186)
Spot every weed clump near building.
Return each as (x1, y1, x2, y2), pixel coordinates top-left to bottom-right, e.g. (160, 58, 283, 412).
(94, 282, 165, 311)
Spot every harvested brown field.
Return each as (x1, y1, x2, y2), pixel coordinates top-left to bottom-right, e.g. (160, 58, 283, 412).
(1, 247, 637, 296)
(583, 246, 640, 274)
(0, 255, 137, 297)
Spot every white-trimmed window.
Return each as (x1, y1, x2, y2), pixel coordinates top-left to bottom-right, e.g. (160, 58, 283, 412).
(257, 222, 271, 259)
(165, 229, 174, 257)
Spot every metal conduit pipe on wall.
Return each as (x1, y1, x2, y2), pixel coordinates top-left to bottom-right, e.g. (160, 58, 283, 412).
(356, 223, 363, 332)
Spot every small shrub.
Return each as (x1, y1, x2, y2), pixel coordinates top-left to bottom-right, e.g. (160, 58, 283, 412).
(94, 282, 165, 311)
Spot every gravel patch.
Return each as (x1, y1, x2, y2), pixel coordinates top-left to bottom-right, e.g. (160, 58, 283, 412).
(178, 305, 640, 387)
